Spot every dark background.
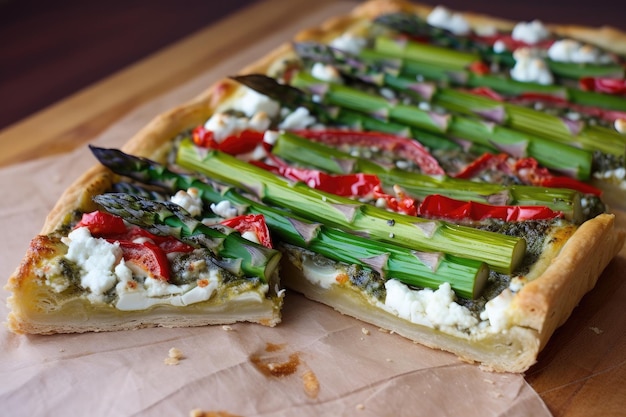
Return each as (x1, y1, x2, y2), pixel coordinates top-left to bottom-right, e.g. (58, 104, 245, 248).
(1, 0, 623, 131)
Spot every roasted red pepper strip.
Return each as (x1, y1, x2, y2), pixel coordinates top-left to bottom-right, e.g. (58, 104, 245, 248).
(75, 210, 127, 235)
(418, 194, 561, 221)
(192, 127, 266, 156)
(467, 86, 505, 101)
(455, 153, 602, 195)
(468, 61, 491, 76)
(580, 77, 626, 95)
(454, 153, 511, 179)
(290, 129, 445, 175)
(252, 161, 418, 215)
(116, 241, 171, 281)
(514, 157, 603, 196)
(220, 214, 273, 249)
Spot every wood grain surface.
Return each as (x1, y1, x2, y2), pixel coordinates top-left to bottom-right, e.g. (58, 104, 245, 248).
(1, 0, 625, 415)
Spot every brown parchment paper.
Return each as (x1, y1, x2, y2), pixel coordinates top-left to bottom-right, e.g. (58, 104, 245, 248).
(0, 2, 557, 416)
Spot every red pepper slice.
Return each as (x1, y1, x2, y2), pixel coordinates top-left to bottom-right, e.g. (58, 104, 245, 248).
(217, 130, 266, 155)
(468, 61, 491, 76)
(455, 153, 602, 195)
(467, 87, 505, 101)
(538, 177, 603, 196)
(580, 77, 626, 95)
(192, 127, 266, 156)
(254, 160, 382, 197)
(220, 214, 273, 248)
(116, 241, 171, 281)
(253, 161, 418, 215)
(75, 211, 128, 235)
(418, 194, 561, 221)
(454, 153, 511, 179)
(291, 129, 445, 175)
(514, 157, 602, 196)
(192, 126, 218, 148)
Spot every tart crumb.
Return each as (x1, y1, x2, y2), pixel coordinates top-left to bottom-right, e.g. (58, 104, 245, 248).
(164, 347, 184, 365)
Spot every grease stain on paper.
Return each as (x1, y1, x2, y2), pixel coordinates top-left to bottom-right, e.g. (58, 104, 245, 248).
(249, 342, 320, 399)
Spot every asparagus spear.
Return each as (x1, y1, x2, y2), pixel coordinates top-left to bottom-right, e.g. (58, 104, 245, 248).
(176, 139, 526, 274)
(92, 192, 281, 282)
(271, 131, 582, 221)
(90, 146, 489, 298)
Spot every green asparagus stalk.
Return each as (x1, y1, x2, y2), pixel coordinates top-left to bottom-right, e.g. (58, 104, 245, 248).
(92, 192, 281, 282)
(90, 146, 489, 298)
(290, 71, 594, 179)
(271, 131, 582, 221)
(176, 139, 526, 274)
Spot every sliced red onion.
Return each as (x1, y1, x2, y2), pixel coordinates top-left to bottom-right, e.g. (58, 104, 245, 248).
(359, 73, 385, 86)
(560, 117, 583, 136)
(474, 105, 506, 124)
(333, 157, 357, 174)
(484, 190, 511, 205)
(414, 221, 439, 238)
(307, 82, 329, 98)
(245, 245, 273, 269)
(490, 140, 528, 158)
(452, 138, 474, 152)
(412, 251, 443, 272)
(369, 107, 390, 120)
(214, 257, 243, 276)
(287, 218, 321, 244)
(408, 82, 436, 101)
(360, 253, 390, 277)
(446, 70, 469, 85)
(427, 112, 451, 131)
(330, 202, 360, 222)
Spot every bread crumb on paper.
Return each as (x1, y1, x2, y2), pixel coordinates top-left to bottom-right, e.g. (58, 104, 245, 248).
(589, 326, 603, 334)
(222, 325, 234, 331)
(361, 327, 370, 336)
(356, 404, 365, 411)
(302, 370, 320, 399)
(164, 347, 184, 365)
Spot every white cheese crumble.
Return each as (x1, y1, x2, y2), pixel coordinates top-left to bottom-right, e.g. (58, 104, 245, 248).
(210, 200, 242, 219)
(311, 62, 343, 84)
(493, 39, 508, 54)
(511, 20, 550, 44)
(384, 280, 478, 331)
(329, 33, 367, 55)
(480, 289, 514, 332)
(510, 47, 554, 85)
(61, 227, 125, 303)
(170, 187, 203, 217)
(231, 87, 280, 118)
(278, 107, 317, 130)
(426, 6, 471, 36)
(547, 39, 613, 64)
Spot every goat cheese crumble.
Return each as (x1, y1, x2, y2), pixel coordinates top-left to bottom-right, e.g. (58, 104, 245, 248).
(511, 20, 550, 45)
(510, 47, 554, 85)
(426, 6, 471, 36)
